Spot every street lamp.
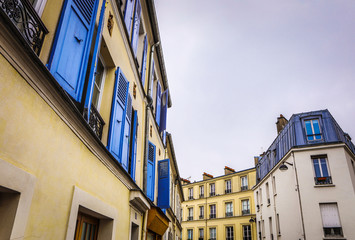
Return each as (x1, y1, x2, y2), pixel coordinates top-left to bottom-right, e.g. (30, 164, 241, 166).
(279, 161, 293, 171)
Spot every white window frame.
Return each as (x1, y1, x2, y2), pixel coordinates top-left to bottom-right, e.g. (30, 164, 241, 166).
(92, 56, 107, 111)
(210, 183, 215, 196)
(225, 179, 232, 193)
(32, 0, 48, 17)
(209, 228, 216, 240)
(304, 119, 322, 141)
(226, 226, 234, 240)
(199, 185, 204, 197)
(226, 202, 233, 216)
(188, 187, 193, 199)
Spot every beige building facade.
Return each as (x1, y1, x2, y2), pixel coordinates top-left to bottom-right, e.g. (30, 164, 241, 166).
(181, 167, 257, 240)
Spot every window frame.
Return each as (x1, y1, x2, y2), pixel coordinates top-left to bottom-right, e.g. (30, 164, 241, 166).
(225, 179, 232, 193)
(188, 187, 194, 200)
(187, 229, 193, 240)
(304, 118, 323, 141)
(312, 156, 332, 185)
(319, 203, 343, 238)
(209, 228, 217, 240)
(241, 176, 248, 191)
(92, 56, 106, 111)
(242, 225, 252, 240)
(225, 202, 233, 217)
(241, 199, 250, 215)
(210, 183, 215, 196)
(210, 204, 216, 219)
(226, 226, 234, 240)
(199, 185, 204, 198)
(199, 205, 204, 219)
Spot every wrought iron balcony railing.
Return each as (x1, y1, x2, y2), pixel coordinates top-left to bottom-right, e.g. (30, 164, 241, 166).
(188, 196, 194, 200)
(314, 176, 332, 185)
(0, 0, 48, 55)
(85, 104, 105, 140)
(241, 185, 248, 191)
(199, 194, 204, 198)
(210, 192, 215, 197)
(225, 189, 231, 194)
(242, 209, 250, 215)
(209, 214, 216, 219)
(199, 215, 204, 219)
(187, 216, 193, 221)
(226, 212, 233, 217)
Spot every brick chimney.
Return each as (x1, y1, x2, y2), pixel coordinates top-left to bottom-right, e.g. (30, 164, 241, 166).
(224, 166, 235, 175)
(254, 156, 260, 166)
(203, 172, 213, 180)
(276, 114, 288, 134)
(180, 178, 190, 185)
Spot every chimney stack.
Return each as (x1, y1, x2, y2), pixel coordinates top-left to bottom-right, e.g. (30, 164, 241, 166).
(180, 178, 190, 185)
(276, 114, 288, 134)
(224, 166, 235, 175)
(254, 156, 260, 166)
(203, 172, 213, 180)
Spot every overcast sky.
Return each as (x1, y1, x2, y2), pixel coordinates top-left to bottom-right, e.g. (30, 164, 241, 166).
(155, 0, 355, 182)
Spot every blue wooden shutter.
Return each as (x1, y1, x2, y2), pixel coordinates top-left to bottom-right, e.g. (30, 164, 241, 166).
(147, 141, 156, 201)
(155, 82, 161, 126)
(131, 0, 141, 55)
(48, 0, 99, 102)
(159, 89, 168, 133)
(121, 94, 132, 171)
(157, 159, 170, 208)
(150, 59, 155, 98)
(84, 0, 106, 121)
(130, 110, 138, 181)
(140, 35, 148, 87)
(124, 0, 135, 34)
(107, 68, 129, 162)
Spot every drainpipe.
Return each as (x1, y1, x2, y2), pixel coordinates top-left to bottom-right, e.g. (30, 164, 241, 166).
(143, 41, 160, 194)
(292, 152, 306, 240)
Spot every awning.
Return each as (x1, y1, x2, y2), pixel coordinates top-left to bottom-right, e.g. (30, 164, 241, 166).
(147, 206, 170, 236)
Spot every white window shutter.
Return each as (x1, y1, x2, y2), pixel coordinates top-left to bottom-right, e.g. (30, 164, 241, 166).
(320, 203, 341, 228)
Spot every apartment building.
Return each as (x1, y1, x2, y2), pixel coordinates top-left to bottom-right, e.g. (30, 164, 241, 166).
(0, 0, 181, 239)
(253, 110, 355, 239)
(181, 167, 257, 240)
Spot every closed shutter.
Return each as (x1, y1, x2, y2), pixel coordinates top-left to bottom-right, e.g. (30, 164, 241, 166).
(121, 94, 132, 171)
(155, 82, 161, 126)
(131, 0, 141, 55)
(107, 68, 129, 162)
(320, 203, 341, 228)
(129, 110, 138, 180)
(84, 0, 106, 120)
(124, 0, 135, 34)
(48, 0, 99, 102)
(147, 142, 156, 201)
(140, 35, 148, 87)
(157, 159, 170, 208)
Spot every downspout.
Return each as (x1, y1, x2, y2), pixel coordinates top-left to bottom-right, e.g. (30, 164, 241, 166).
(205, 181, 207, 238)
(143, 41, 160, 194)
(292, 152, 306, 240)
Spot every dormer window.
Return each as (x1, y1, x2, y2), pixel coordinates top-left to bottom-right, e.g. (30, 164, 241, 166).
(305, 119, 322, 141)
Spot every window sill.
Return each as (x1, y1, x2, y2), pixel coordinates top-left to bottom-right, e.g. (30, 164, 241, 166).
(314, 184, 335, 188)
(323, 237, 346, 240)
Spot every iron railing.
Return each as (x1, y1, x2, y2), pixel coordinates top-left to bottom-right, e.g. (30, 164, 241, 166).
(0, 0, 48, 55)
(241, 186, 248, 191)
(187, 216, 193, 221)
(242, 209, 250, 215)
(225, 189, 231, 194)
(314, 176, 332, 185)
(209, 214, 216, 219)
(85, 104, 105, 139)
(226, 212, 233, 217)
(199, 215, 204, 219)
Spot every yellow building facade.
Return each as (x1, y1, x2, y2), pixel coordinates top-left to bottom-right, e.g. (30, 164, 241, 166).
(181, 167, 257, 240)
(0, 0, 182, 239)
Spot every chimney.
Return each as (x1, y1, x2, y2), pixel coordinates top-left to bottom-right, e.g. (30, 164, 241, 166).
(224, 166, 235, 175)
(276, 114, 288, 134)
(254, 156, 260, 166)
(180, 178, 190, 185)
(203, 172, 213, 180)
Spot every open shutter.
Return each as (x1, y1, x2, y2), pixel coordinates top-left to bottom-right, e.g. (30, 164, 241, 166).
(140, 35, 148, 87)
(124, 0, 135, 34)
(121, 94, 132, 171)
(159, 89, 168, 132)
(129, 110, 138, 180)
(155, 82, 161, 126)
(149, 59, 155, 97)
(157, 159, 170, 208)
(131, 0, 141, 55)
(147, 142, 156, 201)
(107, 68, 129, 162)
(48, 0, 99, 102)
(84, 0, 106, 121)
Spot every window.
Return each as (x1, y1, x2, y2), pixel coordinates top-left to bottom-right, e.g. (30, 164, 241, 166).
(242, 199, 250, 215)
(123, 0, 142, 55)
(266, 182, 270, 205)
(210, 204, 216, 219)
(199, 206, 204, 219)
(258, 221, 261, 240)
(74, 212, 99, 240)
(256, 191, 260, 211)
(209, 228, 216, 240)
(210, 183, 215, 196)
(276, 214, 281, 236)
(272, 176, 276, 195)
(92, 57, 106, 110)
(187, 229, 193, 240)
(304, 119, 322, 141)
(225, 202, 233, 217)
(312, 156, 332, 185)
(241, 176, 248, 191)
(128, 110, 138, 180)
(188, 188, 194, 200)
(225, 180, 231, 193)
(28, 0, 48, 17)
(261, 220, 265, 238)
(199, 185, 204, 198)
(320, 203, 343, 237)
(243, 225, 252, 240)
(226, 226, 234, 240)
(199, 228, 204, 240)
(188, 208, 193, 221)
(269, 217, 273, 240)
(146, 142, 156, 201)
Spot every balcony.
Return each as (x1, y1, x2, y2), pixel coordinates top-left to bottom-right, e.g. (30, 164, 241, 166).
(210, 192, 215, 197)
(199, 194, 204, 198)
(199, 215, 204, 219)
(188, 196, 194, 200)
(209, 214, 216, 219)
(225, 212, 233, 217)
(314, 176, 332, 185)
(0, 0, 48, 55)
(242, 209, 250, 215)
(85, 104, 105, 139)
(225, 189, 231, 194)
(241, 185, 248, 191)
(187, 216, 193, 221)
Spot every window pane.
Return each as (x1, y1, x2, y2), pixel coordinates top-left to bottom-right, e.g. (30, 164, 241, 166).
(81, 223, 87, 240)
(313, 159, 321, 177)
(305, 121, 313, 140)
(320, 158, 329, 177)
(313, 120, 321, 137)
